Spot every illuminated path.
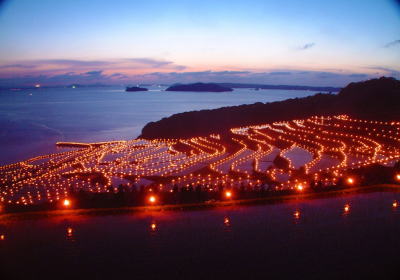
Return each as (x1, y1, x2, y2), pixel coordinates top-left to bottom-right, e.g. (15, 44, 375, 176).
(0, 115, 399, 206)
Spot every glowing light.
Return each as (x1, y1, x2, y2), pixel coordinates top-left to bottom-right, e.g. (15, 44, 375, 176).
(225, 191, 232, 198)
(396, 174, 400, 181)
(148, 195, 156, 204)
(0, 234, 4, 241)
(296, 184, 304, 191)
(344, 204, 350, 213)
(35, 84, 40, 88)
(63, 199, 71, 207)
(346, 177, 354, 185)
(293, 210, 300, 219)
(224, 217, 230, 226)
(150, 223, 157, 231)
(393, 201, 398, 208)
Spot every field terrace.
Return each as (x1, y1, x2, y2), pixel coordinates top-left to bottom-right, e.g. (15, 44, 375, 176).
(0, 115, 400, 207)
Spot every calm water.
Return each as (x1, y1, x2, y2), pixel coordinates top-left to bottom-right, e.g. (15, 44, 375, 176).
(0, 191, 399, 279)
(0, 86, 318, 164)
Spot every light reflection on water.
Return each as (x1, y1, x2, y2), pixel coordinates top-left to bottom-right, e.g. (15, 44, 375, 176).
(0, 191, 400, 279)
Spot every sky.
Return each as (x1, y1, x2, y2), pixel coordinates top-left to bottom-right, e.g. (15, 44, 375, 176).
(0, 0, 399, 87)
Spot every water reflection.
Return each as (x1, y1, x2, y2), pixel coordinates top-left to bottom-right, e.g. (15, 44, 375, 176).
(343, 203, 350, 216)
(67, 227, 73, 237)
(66, 226, 75, 242)
(293, 210, 301, 220)
(150, 222, 157, 233)
(223, 217, 231, 227)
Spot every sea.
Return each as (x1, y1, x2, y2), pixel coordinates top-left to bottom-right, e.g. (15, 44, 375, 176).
(0, 86, 318, 165)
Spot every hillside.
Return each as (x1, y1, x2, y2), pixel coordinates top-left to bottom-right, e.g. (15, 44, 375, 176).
(140, 77, 400, 139)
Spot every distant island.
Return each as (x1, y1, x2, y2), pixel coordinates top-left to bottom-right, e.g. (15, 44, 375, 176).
(166, 82, 233, 92)
(126, 86, 148, 92)
(215, 83, 342, 92)
(140, 77, 400, 139)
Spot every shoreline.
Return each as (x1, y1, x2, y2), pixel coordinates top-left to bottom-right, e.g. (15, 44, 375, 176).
(1, 184, 399, 220)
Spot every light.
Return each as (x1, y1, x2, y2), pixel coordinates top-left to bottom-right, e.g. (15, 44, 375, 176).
(63, 199, 71, 207)
(66, 227, 73, 238)
(396, 174, 400, 182)
(296, 184, 304, 191)
(150, 223, 157, 231)
(344, 204, 350, 213)
(224, 217, 230, 226)
(225, 191, 232, 199)
(293, 210, 300, 219)
(346, 177, 354, 185)
(0, 234, 4, 241)
(393, 201, 398, 208)
(148, 195, 156, 204)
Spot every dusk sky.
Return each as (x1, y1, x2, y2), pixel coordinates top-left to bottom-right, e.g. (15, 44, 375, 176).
(0, 0, 399, 86)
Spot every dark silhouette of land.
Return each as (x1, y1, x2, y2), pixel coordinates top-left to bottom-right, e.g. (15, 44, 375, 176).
(217, 82, 341, 92)
(166, 82, 233, 92)
(140, 77, 400, 139)
(126, 86, 148, 92)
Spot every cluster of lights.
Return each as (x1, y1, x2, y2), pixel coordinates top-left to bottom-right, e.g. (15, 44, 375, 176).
(0, 115, 399, 208)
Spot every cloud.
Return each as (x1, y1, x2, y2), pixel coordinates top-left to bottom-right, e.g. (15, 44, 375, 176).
(0, 57, 187, 75)
(298, 43, 315, 50)
(0, 64, 36, 69)
(85, 70, 103, 76)
(0, 69, 384, 88)
(269, 71, 292, 75)
(366, 66, 400, 77)
(348, 73, 368, 78)
(384, 40, 400, 48)
(124, 58, 172, 68)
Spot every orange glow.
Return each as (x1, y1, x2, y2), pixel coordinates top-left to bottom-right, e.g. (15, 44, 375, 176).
(225, 191, 232, 198)
(150, 223, 157, 231)
(148, 195, 156, 204)
(346, 177, 354, 185)
(344, 204, 350, 213)
(293, 210, 300, 219)
(296, 184, 304, 191)
(224, 217, 230, 226)
(63, 199, 71, 207)
(393, 201, 398, 208)
(396, 174, 400, 181)
(0, 234, 4, 241)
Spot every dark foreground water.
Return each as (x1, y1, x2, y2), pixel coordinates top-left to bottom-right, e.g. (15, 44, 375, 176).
(0, 86, 318, 164)
(1, 191, 400, 280)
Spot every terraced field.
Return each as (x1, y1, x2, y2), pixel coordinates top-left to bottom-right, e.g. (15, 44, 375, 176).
(1, 115, 399, 206)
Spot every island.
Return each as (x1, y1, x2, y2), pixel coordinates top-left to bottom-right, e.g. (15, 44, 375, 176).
(125, 86, 148, 92)
(166, 82, 233, 92)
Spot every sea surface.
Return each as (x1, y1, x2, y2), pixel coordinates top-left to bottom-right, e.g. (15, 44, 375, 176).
(0, 86, 319, 164)
(0, 191, 399, 279)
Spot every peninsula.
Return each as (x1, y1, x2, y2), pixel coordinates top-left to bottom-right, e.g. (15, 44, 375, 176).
(166, 82, 233, 92)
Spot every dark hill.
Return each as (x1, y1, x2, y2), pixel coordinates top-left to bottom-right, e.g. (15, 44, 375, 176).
(166, 83, 233, 92)
(140, 77, 400, 139)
